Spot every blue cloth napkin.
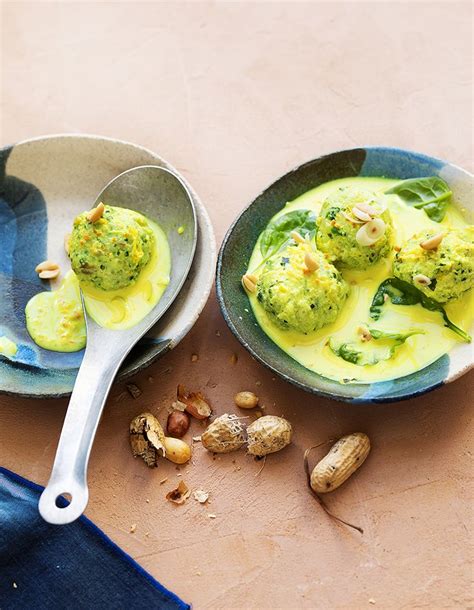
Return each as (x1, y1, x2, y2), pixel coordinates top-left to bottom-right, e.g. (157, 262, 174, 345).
(0, 467, 190, 609)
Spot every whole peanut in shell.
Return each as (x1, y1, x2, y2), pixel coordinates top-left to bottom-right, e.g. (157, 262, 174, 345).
(310, 432, 370, 494)
(247, 415, 292, 457)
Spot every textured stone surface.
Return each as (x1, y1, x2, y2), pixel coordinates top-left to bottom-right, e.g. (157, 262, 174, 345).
(0, 2, 472, 608)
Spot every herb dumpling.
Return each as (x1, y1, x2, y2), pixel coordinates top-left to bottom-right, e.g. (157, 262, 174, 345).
(393, 227, 474, 303)
(69, 205, 155, 291)
(256, 241, 349, 334)
(316, 187, 393, 270)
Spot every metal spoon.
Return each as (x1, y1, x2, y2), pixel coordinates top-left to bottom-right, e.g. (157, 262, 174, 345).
(39, 165, 197, 525)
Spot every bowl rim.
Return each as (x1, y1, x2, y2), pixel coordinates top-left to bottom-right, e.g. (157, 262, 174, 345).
(216, 146, 473, 404)
(0, 133, 217, 399)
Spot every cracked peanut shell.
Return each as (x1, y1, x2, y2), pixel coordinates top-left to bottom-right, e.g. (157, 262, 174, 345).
(130, 412, 166, 467)
(201, 414, 246, 453)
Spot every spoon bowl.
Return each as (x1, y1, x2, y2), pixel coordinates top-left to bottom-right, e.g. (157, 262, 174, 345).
(39, 165, 197, 524)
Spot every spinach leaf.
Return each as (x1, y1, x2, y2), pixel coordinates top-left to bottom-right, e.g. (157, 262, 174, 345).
(385, 176, 451, 222)
(368, 328, 415, 341)
(259, 209, 316, 259)
(325, 207, 341, 221)
(329, 328, 422, 366)
(332, 343, 361, 365)
(370, 277, 471, 343)
(370, 277, 422, 320)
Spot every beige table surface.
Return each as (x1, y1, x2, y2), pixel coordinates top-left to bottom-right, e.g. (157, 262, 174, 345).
(1, 2, 473, 608)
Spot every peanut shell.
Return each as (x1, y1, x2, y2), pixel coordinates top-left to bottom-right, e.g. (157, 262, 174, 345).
(247, 415, 292, 457)
(310, 432, 370, 493)
(129, 412, 166, 467)
(201, 413, 246, 453)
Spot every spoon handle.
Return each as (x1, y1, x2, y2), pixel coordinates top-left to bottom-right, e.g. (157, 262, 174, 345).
(39, 336, 127, 525)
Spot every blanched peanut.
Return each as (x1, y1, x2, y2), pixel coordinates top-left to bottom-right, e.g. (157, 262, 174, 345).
(234, 391, 259, 409)
(352, 206, 372, 222)
(413, 274, 431, 286)
(355, 218, 386, 246)
(290, 230, 305, 243)
(242, 274, 257, 293)
(304, 252, 319, 272)
(38, 268, 60, 280)
(35, 260, 59, 273)
(420, 233, 444, 250)
(163, 437, 192, 464)
(87, 201, 105, 223)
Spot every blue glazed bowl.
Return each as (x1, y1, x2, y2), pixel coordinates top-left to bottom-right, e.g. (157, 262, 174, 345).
(216, 147, 473, 403)
(0, 134, 216, 398)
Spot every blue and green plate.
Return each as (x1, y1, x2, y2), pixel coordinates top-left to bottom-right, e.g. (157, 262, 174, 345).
(0, 135, 216, 398)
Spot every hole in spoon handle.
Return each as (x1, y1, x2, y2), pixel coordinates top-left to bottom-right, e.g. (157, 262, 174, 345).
(37, 344, 126, 525)
(39, 480, 89, 525)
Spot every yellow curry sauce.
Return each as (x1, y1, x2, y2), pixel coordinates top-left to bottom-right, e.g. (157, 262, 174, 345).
(25, 213, 171, 351)
(0, 336, 18, 359)
(247, 177, 473, 383)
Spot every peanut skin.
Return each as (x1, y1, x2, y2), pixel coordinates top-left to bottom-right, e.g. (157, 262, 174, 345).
(310, 432, 370, 493)
(167, 411, 190, 438)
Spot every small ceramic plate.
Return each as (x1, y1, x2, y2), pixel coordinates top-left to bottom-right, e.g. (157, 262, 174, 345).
(0, 134, 216, 397)
(216, 147, 473, 403)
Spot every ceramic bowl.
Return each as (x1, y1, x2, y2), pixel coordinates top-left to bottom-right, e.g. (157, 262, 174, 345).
(216, 147, 473, 403)
(0, 134, 216, 397)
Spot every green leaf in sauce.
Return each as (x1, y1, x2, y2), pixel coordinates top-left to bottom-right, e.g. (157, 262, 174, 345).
(330, 342, 361, 365)
(259, 209, 317, 259)
(370, 277, 471, 343)
(385, 176, 451, 222)
(329, 328, 423, 366)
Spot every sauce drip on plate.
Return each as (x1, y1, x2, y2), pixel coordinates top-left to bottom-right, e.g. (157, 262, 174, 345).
(25, 210, 171, 352)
